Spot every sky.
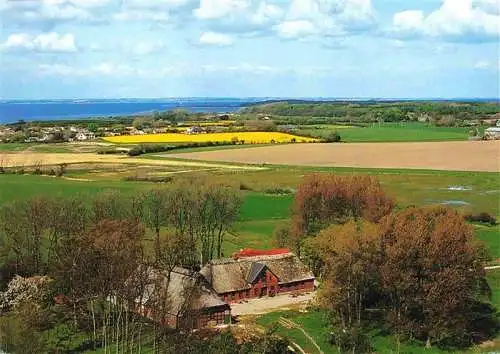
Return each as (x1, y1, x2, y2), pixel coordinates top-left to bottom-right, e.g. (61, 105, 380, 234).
(0, 0, 499, 99)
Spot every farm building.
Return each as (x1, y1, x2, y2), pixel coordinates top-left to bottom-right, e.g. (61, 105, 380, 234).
(75, 131, 96, 141)
(484, 127, 500, 140)
(200, 249, 315, 303)
(186, 126, 203, 134)
(131, 266, 230, 329)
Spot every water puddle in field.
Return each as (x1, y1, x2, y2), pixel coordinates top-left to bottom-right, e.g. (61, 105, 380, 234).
(440, 200, 471, 206)
(480, 190, 500, 195)
(425, 199, 471, 206)
(446, 186, 473, 191)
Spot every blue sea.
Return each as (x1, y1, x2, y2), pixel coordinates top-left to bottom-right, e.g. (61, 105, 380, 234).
(1, 97, 497, 124)
(0, 98, 266, 124)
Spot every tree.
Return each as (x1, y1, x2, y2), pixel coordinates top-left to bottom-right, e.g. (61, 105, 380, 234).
(87, 123, 98, 133)
(315, 221, 382, 334)
(142, 189, 170, 262)
(291, 174, 393, 253)
(379, 206, 494, 348)
(166, 181, 241, 267)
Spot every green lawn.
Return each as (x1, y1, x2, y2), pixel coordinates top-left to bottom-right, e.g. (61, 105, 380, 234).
(299, 122, 472, 143)
(476, 224, 500, 262)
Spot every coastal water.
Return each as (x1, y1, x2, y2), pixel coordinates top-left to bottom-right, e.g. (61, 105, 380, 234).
(0, 98, 264, 124)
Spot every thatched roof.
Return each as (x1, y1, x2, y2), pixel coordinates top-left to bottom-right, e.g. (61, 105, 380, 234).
(200, 253, 315, 294)
(137, 267, 229, 316)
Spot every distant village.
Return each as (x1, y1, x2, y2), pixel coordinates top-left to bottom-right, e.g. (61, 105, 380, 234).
(0, 113, 241, 143)
(1, 112, 500, 143)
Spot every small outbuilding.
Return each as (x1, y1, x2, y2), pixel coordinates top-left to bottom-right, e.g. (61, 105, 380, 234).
(200, 249, 315, 303)
(484, 127, 500, 140)
(131, 267, 230, 329)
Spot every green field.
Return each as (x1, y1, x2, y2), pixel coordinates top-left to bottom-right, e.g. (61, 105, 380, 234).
(0, 167, 498, 259)
(299, 122, 473, 142)
(0, 163, 498, 353)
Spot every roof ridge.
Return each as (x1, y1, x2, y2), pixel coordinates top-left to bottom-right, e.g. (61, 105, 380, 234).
(209, 253, 295, 265)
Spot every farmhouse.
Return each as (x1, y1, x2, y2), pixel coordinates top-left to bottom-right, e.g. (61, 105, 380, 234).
(132, 267, 230, 329)
(186, 126, 203, 134)
(200, 249, 315, 303)
(484, 127, 500, 140)
(75, 131, 96, 141)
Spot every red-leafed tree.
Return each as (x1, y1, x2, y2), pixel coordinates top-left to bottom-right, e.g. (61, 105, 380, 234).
(287, 174, 393, 254)
(379, 206, 493, 348)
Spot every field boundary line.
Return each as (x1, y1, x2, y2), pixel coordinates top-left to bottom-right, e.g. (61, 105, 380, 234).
(279, 317, 324, 354)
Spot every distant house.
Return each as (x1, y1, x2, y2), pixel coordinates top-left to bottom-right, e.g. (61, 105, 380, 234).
(131, 267, 230, 329)
(75, 131, 95, 141)
(484, 127, 500, 140)
(200, 249, 315, 303)
(417, 114, 431, 123)
(186, 126, 203, 134)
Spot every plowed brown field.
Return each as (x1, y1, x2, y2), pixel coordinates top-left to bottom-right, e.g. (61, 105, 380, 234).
(167, 141, 500, 172)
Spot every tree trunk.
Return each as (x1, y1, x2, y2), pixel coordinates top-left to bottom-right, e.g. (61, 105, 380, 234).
(91, 299, 97, 350)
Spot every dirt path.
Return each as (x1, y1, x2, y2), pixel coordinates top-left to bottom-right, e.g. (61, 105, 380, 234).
(0, 152, 265, 171)
(167, 141, 500, 172)
(279, 317, 323, 354)
(231, 293, 314, 316)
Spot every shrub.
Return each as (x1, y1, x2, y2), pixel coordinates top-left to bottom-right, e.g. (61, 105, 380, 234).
(263, 186, 294, 195)
(122, 175, 173, 183)
(239, 183, 253, 191)
(97, 148, 126, 155)
(56, 163, 67, 177)
(324, 131, 342, 143)
(464, 212, 497, 225)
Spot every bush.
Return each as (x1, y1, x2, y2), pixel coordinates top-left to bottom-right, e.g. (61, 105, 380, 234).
(263, 186, 294, 195)
(122, 175, 173, 183)
(56, 163, 67, 177)
(239, 183, 253, 191)
(464, 212, 497, 225)
(97, 148, 126, 155)
(324, 131, 342, 143)
(127, 141, 236, 157)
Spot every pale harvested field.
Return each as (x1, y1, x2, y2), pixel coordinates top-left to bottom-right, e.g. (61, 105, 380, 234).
(0, 152, 264, 171)
(167, 141, 500, 172)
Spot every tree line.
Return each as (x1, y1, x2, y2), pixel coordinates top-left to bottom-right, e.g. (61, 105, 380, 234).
(243, 101, 500, 123)
(275, 174, 498, 352)
(0, 181, 261, 353)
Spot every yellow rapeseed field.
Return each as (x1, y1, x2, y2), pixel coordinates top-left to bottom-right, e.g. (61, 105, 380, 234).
(104, 132, 318, 144)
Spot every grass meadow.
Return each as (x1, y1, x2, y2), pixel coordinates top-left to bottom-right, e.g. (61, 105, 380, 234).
(0, 162, 498, 353)
(299, 122, 473, 142)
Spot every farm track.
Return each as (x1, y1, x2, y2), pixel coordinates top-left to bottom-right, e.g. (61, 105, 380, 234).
(167, 141, 500, 172)
(0, 152, 266, 171)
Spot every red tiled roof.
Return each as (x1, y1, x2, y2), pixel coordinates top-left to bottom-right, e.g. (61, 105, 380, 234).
(232, 248, 290, 259)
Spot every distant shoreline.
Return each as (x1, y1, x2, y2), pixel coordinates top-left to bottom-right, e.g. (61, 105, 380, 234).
(1, 98, 499, 124)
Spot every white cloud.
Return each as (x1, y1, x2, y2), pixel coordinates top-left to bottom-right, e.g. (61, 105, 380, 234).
(38, 62, 139, 77)
(474, 59, 500, 70)
(113, 10, 170, 22)
(275, 0, 376, 39)
(474, 60, 491, 69)
(130, 41, 166, 55)
(1, 32, 77, 53)
(0, 0, 111, 28)
(199, 31, 234, 45)
(391, 0, 500, 42)
(274, 20, 317, 39)
(113, 0, 194, 22)
(194, 0, 249, 19)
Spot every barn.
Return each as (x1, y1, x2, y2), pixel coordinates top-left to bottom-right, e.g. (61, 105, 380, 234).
(200, 249, 315, 303)
(131, 266, 231, 329)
